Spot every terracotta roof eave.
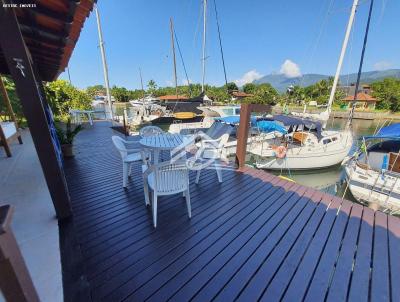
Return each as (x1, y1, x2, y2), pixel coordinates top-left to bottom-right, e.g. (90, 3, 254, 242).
(0, 0, 95, 81)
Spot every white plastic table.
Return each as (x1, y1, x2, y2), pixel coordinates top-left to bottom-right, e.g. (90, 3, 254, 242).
(70, 110, 95, 125)
(139, 134, 193, 163)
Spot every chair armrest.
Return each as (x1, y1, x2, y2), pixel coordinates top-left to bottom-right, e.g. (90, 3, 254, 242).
(124, 140, 140, 145)
(125, 147, 142, 153)
(201, 137, 224, 150)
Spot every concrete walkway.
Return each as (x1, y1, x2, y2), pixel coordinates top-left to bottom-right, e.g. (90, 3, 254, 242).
(0, 130, 62, 302)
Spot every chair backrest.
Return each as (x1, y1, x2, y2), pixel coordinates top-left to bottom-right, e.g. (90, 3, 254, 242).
(205, 122, 220, 139)
(112, 136, 128, 158)
(209, 123, 234, 140)
(140, 126, 163, 138)
(219, 133, 230, 147)
(153, 161, 189, 193)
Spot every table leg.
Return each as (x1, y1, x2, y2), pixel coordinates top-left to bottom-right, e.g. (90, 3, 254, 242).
(88, 113, 93, 126)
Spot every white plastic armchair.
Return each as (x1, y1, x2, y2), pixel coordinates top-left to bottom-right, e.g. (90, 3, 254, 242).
(142, 160, 191, 228)
(187, 133, 230, 184)
(112, 136, 146, 188)
(139, 125, 164, 137)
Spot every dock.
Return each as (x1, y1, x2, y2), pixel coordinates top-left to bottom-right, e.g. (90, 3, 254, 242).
(63, 122, 400, 301)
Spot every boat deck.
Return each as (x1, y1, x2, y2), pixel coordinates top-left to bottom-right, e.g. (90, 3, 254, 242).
(63, 122, 400, 301)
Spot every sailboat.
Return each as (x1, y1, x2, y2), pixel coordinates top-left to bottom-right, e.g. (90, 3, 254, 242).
(251, 115, 353, 170)
(343, 123, 400, 214)
(250, 0, 360, 170)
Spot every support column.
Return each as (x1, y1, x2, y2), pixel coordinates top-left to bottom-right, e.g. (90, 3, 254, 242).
(235, 104, 251, 169)
(235, 104, 271, 169)
(0, 4, 71, 219)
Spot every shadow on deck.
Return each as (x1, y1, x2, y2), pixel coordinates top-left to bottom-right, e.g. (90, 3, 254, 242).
(62, 122, 400, 302)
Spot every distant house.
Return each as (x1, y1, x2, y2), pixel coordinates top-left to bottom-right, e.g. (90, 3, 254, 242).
(157, 95, 189, 102)
(231, 90, 253, 102)
(342, 92, 377, 110)
(338, 83, 372, 97)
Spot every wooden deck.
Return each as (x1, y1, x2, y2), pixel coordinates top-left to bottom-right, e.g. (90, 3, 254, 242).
(62, 122, 400, 302)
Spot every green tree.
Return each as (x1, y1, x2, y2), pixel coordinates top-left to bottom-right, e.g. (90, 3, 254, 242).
(111, 86, 130, 102)
(147, 80, 158, 95)
(245, 83, 278, 105)
(86, 85, 105, 99)
(207, 86, 230, 103)
(0, 76, 24, 124)
(45, 80, 91, 117)
(243, 83, 257, 94)
(226, 82, 239, 92)
(128, 89, 144, 100)
(371, 78, 400, 111)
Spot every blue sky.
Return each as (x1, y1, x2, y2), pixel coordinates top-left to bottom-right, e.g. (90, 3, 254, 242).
(60, 0, 400, 90)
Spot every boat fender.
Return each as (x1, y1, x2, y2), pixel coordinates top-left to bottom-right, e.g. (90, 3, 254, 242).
(274, 145, 287, 159)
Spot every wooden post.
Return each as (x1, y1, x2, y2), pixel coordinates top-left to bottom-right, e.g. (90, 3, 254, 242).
(0, 123, 12, 157)
(235, 104, 251, 169)
(0, 4, 72, 219)
(235, 103, 271, 169)
(0, 205, 40, 302)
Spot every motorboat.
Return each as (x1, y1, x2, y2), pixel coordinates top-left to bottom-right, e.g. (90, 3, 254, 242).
(251, 115, 353, 170)
(168, 105, 241, 134)
(343, 123, 400, 214)
(129, 95, 158, 108)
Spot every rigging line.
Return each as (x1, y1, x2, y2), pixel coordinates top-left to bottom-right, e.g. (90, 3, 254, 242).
(173, 28, 192, 97)
(299, 0, 335, 88)
(348, 0, 375, 126)
(213, 0, 228, 90)
(192, 1, 203, 61)
(377, 0, 387, 24)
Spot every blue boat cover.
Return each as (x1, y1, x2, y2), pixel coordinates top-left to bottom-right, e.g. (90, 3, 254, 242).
(216, 115, 257, 126)
(366, 123, 400, 139)
(268, 114, 322, 139)
(256, 120, 287, 134)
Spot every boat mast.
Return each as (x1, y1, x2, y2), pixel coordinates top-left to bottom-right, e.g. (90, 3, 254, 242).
(170, 18, 178, 99)
(201, 0, 207, 93)
(95, 4, 113, 120)
(139, 67, 145, 101)
(325, 0, 359, 117)
(139, 67, 146, 117)
(348, 0, 374, 126)
(213, 0, 228, 89)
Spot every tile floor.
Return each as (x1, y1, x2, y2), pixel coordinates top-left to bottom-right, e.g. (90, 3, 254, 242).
(0, 130, 63, 302)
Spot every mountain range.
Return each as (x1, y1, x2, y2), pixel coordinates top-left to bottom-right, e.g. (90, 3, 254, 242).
(253, 69, 400, 92)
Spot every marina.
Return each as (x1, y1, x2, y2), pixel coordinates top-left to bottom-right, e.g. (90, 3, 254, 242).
(1, 0, 400, 301)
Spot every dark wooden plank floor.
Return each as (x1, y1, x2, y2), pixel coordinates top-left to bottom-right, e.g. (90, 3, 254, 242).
(63, 122, 400, 302)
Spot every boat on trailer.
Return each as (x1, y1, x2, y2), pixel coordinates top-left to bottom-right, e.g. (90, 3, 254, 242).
(343, 123, 400, 214)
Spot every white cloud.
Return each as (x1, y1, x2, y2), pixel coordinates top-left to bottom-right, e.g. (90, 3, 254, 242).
(374, 60, 392, 71)
(234, 70, 264, 87)
(165, 80, 174, 86)
(279, 59, 302, 78)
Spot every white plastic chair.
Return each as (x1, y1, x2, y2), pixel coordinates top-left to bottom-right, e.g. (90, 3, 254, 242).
(139, 125, 164, 137)
(112, 136, 145, 188)
(142, 160, 191, 228)
(187, 133, 230, 184)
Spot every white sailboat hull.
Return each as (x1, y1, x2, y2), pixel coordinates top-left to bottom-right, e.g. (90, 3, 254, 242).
(254, 131, 353, 170)
(344, 164, 400, 214)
